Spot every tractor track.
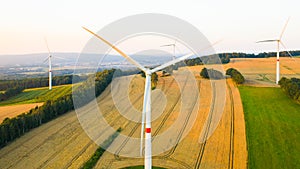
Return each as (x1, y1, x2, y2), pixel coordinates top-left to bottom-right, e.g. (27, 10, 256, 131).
(194, 82, 216, 169)
(112, 74, 198, 169)
(155, 79, 198, 158)
(6, 117, 82, 169)
(227, 82, 235, 169)
(3, 75, 144, 168)
(60, 76, 167, 167)
(113, 77, 177, 160)
(0, 112, 79, 159)
(0, 78, 115, 159)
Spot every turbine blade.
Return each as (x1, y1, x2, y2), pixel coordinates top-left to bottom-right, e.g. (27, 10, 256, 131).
(82, 27, 147, 72)
(256, 39, 278, 43)
(280, 41, 293, 58)
(54, 56, 68, 60)
(150, 53, 194, 73)
(44, 38, 51, 56)
(160, 44, 174, 47)
(279, 17, 291, 40)
(43, 57, 49, 64)
(151, 39, 222, 73)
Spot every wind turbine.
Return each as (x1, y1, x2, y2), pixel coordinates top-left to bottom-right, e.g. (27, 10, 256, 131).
(161, 40, 180, 70)
(44, 38, 53, 90)
(83, 27, 194, 169)
(161, 40, 176, 60)
(256, 17, 290, 84)
(43, 39, 67, 90)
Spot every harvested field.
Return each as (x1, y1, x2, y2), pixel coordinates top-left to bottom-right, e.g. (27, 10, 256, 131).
(225, 57, 300, 86)
(0, 69, 247, 169)
(94, 72, 247, 168)
(189, 57, 300, 87)
(0, 103, 43, 122)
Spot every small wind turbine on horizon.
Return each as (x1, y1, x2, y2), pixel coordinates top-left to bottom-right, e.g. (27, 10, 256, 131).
(161, 39, 180, 70)
(83, 27, 195, 169)
(256, 17, 292, 84)
(161, 40, 177, 60)
(44, 38, 53, 90)
(43, 38, 67, 90)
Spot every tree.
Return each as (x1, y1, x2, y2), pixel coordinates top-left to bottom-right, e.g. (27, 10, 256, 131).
(279, 77, 300, 102)
(200, 68, 224, 79)
(226, 68, 245, 84)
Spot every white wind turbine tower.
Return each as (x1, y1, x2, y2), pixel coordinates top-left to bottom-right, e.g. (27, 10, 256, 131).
(257, 17, 290, 84)
(44, 38, 53, 90)
(83, 27, 194, 169)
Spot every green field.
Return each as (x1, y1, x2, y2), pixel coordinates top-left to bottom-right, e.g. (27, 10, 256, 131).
(0, 85, 73, 106)
(239, 86, 300, 169)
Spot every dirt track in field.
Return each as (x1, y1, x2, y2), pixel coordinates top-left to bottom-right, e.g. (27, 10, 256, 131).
(0, 103, 43, 122)
(0, 68, 247, 169)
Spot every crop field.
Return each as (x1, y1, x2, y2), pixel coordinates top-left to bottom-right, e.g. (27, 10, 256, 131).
(95, 75, 247, 169)
(239, 86, 300, 169)
(225, 57, 300, 86)
(0, 84, 72, 106)
(0, 103, 43, 122)
(189, 57, 300, 87)
(0, 71, 247, 169)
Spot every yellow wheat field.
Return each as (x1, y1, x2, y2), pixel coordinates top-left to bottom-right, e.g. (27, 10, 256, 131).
(0, 67, 247, 169)
(0, 103, 43, 123)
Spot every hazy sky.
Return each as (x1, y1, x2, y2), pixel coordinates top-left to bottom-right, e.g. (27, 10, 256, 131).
(0, 0, 299, 55)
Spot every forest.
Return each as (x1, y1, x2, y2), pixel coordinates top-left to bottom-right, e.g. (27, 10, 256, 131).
(218, 50, 300, 58)
(0, 75, 83, 91)
(0, 69, 115, 148)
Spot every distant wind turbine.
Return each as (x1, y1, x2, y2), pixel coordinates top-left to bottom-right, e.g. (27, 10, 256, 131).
(44, 38, 53, 90)
(256, 17, 291, 84)
(83, 26, 195, 169)
(161, 39, 179, 70)
(161, 39, 177, 60)
(43, 38, 67, 90)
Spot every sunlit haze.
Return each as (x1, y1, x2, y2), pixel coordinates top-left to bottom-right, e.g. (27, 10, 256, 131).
(0, 0, 299, 55)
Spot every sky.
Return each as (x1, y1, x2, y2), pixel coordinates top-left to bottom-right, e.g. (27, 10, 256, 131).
(0, 0, 299, 55)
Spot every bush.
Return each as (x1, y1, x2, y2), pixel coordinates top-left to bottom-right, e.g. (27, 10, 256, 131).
(226, 68, 245, 84)
(200, 68, 224, 79)
(279, 77, 300, 102)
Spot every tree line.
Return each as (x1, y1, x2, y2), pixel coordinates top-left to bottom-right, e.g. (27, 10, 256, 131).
(184, 54, 230, 66)
(183, 50, 300, 67)
(219, 50, 300, 58)
(0, 69, 115, 148)
(226, 68, 245, 84)
(0, 86, 24, 101)
(0, 75, 83, 91)
(279, 77, 300, 103)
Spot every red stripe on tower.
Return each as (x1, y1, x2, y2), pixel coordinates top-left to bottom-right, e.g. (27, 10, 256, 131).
(145, 128, 151, 133)
(277, 59, 279, 61)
